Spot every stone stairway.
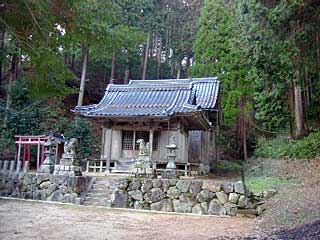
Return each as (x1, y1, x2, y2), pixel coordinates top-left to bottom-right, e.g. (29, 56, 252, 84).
(82, 176, 124, 207)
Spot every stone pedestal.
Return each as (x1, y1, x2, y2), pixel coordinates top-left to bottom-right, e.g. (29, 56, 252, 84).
(53, 153, 82, 176)
(53, 138, 82, 176)
(131, 139, 154, 177)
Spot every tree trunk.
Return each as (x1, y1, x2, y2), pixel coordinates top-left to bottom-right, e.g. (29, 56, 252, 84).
(176, 61, 181, 79)
(0, 30, 5, 88)
(317, 32, 320, 84)
(71, 54, 75, 71)
(3, 53, 18, 128)
(142, 34, 150, 80)
(77, 44, 89, 107)
(240, 96, 248, 161)
(156, 38, 162, 79)
(185, 56, 190, 78)
(170, 60, 175, 78)
(110, 50, 116, 83)
(124, 50, 130, 84)
(288, 81, 295, 139)
(293, 72, 305, 137)
(304, 66, 310, 133)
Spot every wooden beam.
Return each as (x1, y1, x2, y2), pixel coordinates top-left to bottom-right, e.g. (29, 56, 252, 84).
(149, 129, 154, 162)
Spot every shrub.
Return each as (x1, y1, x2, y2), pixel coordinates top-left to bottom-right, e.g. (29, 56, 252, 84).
(255, 131, 320, 159)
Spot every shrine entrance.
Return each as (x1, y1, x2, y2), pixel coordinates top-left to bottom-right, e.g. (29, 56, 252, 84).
(15, 135, 65, 171)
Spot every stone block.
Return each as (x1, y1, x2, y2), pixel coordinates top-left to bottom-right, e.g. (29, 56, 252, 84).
(179, 193, 194, 206)
(47, 190, 64, 202)
(33, 190, 46, 200)
(237, 195, 248, 208)
(152, 179, 162, 188)
(111, 189, 128, 208)
(208, 199, 226, 216)
(176, 180, 191, 193)
(167, 187, 181, 199)
(234, 181, 245, 194)
(202, 181, 221, 192)
(150, 199, 173, 212)
(190, 180, 202, 198)
(128, 179, 141, 191)
(200, 202, 208, 214)
(229, 193, 240, 204)
(50, 175, 68, 185)
(74, 197, 82, 205)
(128, 190, 143, 201)
(224, 202, 237, 216)
(63, 193, 77, 203)
(59, 185, 68, 194)
(39, 181, 51, 189)
(222, 182, 234, 193)
(36, 173, 50, 185)
(23, 174, 35, 185)
(143, 188, 165, 203)
(216, 192, 228, 204)
(168, 179, 177, 186)
(172, 199, 192, 213)
(141, 179, 152, 193)
(192, 204, 204, 215)
(45, 183, 58, 197)
(161, 179, 170, 192)
(196, 190, 215, 202)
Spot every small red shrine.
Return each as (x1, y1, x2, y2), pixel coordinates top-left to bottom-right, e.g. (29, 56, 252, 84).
(15, 134, 65, 171)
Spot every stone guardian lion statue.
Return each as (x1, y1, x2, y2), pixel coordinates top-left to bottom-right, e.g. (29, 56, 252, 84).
(64, 138, 78, 155)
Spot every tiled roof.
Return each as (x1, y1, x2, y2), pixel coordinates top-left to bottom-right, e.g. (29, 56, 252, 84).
(74, 77, 220, 118)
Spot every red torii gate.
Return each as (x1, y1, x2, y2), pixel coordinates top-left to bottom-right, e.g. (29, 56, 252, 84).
(15, 135, 48, 171)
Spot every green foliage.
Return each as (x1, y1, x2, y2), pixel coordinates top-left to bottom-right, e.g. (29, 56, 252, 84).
(0, 81, 47, 158)
(191, 0, 251, 124)
(246, 176, 288, 192)
(255, 131, 320, 159)
(64, 117, 99, 159)
(216, 160, 242, 172)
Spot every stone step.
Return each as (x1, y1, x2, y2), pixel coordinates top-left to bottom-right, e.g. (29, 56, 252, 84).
(87, 192, 110, 198)
(85, 197, 107, 202)
(83, 176, 127, 207)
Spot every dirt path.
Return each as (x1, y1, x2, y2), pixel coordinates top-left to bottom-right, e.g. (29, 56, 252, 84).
(0, 199, 257, 240)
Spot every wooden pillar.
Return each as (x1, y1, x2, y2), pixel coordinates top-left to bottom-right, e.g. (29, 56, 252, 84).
(149, 129, 154, 162)
(17, 139, 21, 164)
(100, 128, 106, 159)
(41, 145, 45, 164)
(37, 141, 40, 170)
(102, 124, 113, 174)
(28, 144, 31, 162)
(23, 144, 26, 168)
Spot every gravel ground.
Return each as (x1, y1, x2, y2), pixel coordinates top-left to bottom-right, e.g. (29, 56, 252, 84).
(0, 199, 257, 240)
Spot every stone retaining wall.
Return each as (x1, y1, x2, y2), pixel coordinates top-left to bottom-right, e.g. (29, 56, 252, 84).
(0, 172, 90, 204)
(111, 178, 275, 216)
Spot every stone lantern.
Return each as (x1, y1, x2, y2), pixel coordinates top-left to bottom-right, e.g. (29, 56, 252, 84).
(39, 137, 55, 173)
(163, 136, 177, 178)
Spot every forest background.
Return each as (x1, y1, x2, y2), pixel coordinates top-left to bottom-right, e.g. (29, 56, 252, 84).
(0, 0, 319, 161)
